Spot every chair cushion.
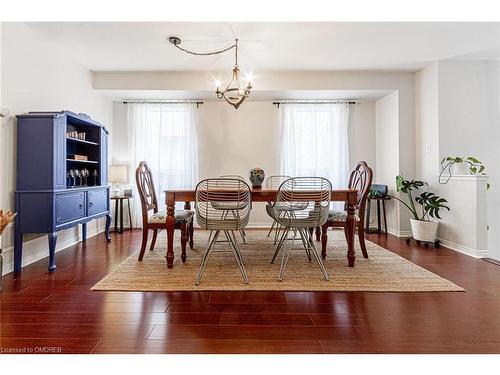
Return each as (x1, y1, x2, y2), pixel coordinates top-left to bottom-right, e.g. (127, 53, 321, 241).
(272, 202, 309, 212)
(211, 201, 248, 210)
(328, 210, 360, 222)
(148, 210, 194, 224)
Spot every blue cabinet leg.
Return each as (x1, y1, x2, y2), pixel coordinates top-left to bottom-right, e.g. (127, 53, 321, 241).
(81, 223, 87, 242)
(14, 226, 23, 273)
(105, 214, 111, 242)
(48, 232, 57, 272)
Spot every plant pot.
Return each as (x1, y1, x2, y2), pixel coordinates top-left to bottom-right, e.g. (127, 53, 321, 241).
(0, 234, 3, 290)
(249, 167, 265, 188)
(410, 218, 438, 242)
(450, 162, 469, 175)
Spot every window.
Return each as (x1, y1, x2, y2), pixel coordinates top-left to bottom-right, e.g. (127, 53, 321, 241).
(128, 103, 199, 223)
(280, 103, 350, 194)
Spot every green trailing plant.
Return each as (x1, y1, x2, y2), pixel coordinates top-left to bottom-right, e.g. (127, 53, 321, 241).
(439, 156, 490, 189)
(392, 175, 450, 221)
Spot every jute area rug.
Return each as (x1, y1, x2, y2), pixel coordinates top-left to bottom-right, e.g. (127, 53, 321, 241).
(92, 229, 464, 292)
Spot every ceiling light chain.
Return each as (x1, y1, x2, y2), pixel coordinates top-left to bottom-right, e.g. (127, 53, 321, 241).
(168, 36, 252, 109)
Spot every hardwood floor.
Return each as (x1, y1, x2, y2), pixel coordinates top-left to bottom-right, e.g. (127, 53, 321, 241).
(1, 229, 500, 354)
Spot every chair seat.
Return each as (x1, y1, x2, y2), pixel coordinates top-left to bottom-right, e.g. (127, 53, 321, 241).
(328, 209, 360, 222)
(211, 201, 248, 210)
(272, 202, 309, 212)
(148, 210, 194, 224)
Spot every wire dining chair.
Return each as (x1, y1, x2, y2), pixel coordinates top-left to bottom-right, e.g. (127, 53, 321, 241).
(195, 178, 252, 285)
(266, 177, 331, 281)
(211, 174, 247, 243)
(265, 175, 291, 244)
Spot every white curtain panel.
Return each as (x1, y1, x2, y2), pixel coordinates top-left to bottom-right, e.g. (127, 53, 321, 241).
(127, 103, 199, 227)
(280, 103, 350, 209)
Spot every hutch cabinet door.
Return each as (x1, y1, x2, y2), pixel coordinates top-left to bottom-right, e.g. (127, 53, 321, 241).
(88, 188, 109, 216)
(55, 191, 85, 225)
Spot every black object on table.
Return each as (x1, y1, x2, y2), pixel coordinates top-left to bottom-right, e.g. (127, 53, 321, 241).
(365, 184, 390, 235)
(111, 195, 133, 233)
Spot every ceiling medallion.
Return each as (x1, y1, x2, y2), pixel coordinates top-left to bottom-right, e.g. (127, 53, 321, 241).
(169, 36, 252, 109)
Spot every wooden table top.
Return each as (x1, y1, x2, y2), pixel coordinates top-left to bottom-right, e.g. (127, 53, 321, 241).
(164, 188, 357, 202)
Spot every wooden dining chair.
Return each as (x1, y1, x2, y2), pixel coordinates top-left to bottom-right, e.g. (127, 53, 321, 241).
(135, 161, 194, 262)
(320, 161, 373, 260)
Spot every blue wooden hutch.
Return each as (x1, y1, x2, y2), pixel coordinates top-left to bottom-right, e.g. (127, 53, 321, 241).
(14, 111, 111, 273)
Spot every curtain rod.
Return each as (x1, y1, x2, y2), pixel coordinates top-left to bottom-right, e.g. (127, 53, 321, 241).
(122, 100, 204, 107)
(272, 100, 357, 108)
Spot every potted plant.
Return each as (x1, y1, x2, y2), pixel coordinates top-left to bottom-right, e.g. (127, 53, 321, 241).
(393, 176, 450, 242)
(0, 209, 17, 288)
(439, 156, 490, 189)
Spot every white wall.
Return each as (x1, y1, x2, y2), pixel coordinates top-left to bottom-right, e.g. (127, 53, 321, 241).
(414, 60, 500, 258)
(111, 100, 376, 226)
(0, 23, 114, 274)
(415, 62, 440, 182)
(437, 61, 500, 259)
(375, 92, 401, 234)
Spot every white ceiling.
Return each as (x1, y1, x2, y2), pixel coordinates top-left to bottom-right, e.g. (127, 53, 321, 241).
(28, 22, 500, 72)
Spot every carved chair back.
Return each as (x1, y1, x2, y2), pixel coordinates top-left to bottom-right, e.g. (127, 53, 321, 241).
(348, 161, 373, 217)
(135, 162, 159, 224)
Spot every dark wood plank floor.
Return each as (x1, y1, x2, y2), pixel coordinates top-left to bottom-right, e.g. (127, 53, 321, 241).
(1, 229, 500, 354)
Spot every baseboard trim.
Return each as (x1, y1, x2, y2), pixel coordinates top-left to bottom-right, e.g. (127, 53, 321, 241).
(438, 238, 489, 258)
(482, 257, 500, 266)
(386, 227, 412, 238)
(1, 225, 105, 275)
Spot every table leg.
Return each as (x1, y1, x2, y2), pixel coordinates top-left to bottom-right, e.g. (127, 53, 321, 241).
(382, 199, 388, 235)
(127, 198, 133, 230)
(113, 200, 118, 233)
(346, 201, 356, 267)
(365, 198, 371, 232)
(166, 192, 176, 268)
(119, 199, 124, 234)
(377, 199, 381, 233)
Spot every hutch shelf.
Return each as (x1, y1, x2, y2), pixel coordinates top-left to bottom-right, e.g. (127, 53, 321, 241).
(14, 111, 111, 273)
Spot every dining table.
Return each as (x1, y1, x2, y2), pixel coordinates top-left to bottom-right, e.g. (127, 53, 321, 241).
(163, 187, 359, 269)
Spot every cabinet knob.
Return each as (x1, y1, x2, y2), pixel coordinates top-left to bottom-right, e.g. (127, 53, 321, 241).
(89, 202, 94, 207)
(79, 204, 83, 209)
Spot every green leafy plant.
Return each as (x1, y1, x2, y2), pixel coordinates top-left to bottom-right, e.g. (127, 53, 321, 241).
(392, 175, 450, 221)
(439, 156, 490, 189)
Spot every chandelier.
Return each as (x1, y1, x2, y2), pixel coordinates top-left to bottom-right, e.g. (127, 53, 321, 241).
(168, 36, 252, 109)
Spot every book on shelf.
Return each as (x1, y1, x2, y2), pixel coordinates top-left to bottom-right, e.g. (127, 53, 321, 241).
(70, 154, 88, 161)
(66, 131, 86, 140)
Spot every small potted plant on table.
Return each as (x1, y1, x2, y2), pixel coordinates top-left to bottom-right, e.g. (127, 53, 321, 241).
(393, 176, 450, 247)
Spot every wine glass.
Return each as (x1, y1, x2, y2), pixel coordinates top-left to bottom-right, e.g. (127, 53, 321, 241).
(69, 170, 75, 187)
(74, 170, 81, 187)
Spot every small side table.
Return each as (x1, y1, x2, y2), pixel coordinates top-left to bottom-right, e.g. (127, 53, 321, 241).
(111, 196, 133, 234)
(365, 196, 390, 234)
